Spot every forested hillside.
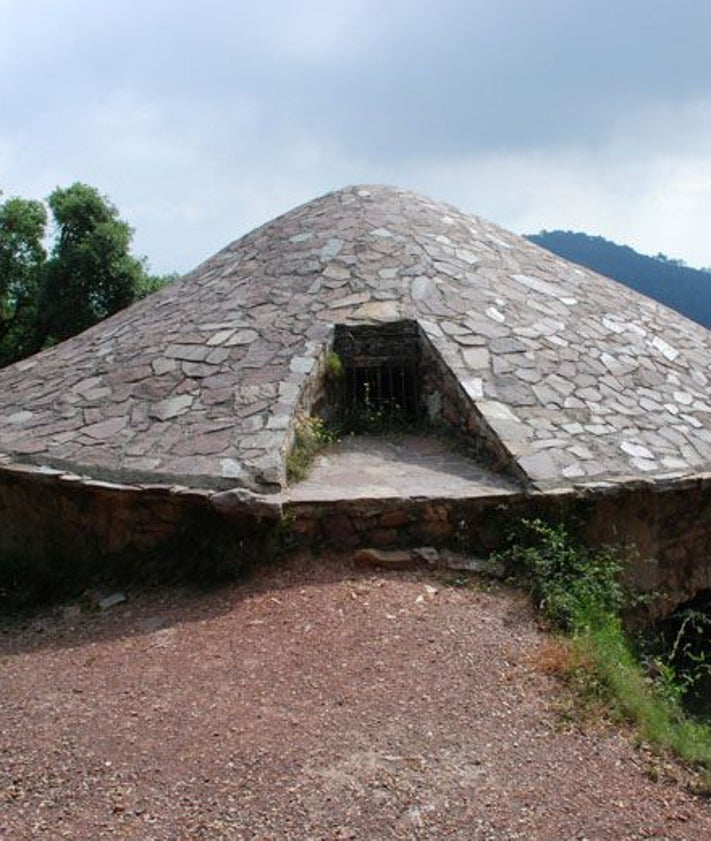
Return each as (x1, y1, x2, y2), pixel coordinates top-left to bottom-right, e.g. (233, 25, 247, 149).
(527, 231, 711, 330)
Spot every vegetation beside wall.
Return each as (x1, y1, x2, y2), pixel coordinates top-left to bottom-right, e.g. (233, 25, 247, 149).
(496, 519, 711, 788)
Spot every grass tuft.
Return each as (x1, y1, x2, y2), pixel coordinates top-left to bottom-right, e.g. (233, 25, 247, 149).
(286, 415, 339, 483)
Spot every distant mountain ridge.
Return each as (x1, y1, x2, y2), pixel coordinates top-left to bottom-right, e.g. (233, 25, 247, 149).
(526, 230, 711, 330)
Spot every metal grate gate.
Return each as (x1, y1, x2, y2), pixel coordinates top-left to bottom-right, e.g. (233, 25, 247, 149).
(334, 321, 421, 430)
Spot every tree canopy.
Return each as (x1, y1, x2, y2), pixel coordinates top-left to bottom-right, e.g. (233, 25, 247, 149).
(0, 183, 172, 367)
(0, 196, 47, 365)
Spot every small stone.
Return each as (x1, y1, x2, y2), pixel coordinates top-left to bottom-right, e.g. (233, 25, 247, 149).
(621, 441, 654, 460)
(151, 358, 177, 375)
(320, 238, 343, 261)
(490, 337, 526, 354)
(207, 329, 235, 346)
(289, 356, 314, 374)
(353, 301, 400, 320)
(630, 457, 658, 472)
(225, 329, 259, 346)
(463, 348, 490, 369)
(266, 414, 290, 430)
(165, 344, 210, 362)
(518, 450, 559, 480)
(99, 593, 126, 610)
(379, 510, 410, 529)
(411, 546, 439, 566)
(510, 273, 561, 297)
(681, 413, 703, 429)
(83, 416, 128, 439)
(478, 400, 518, 422)
(461, 377, 484, 401)
(354, 548, 413, 569)
(149, 394, 194, 421)
(562, 422, 584, 434)
(220, 458, 247, 479)
(439, 551, 506, 577)
(211, 489, 282, 520)
(562, 464, 586, 479)
(328, 292, 370, 310)
(651, 336, 679, 361)
(322, 264, 350, 281)
(455, 248, 479, 265)
(569, 444, 594, 460)
(485, 306, 505, 323)
(673, 391, 694, 406)
(7, 410, 34, 424)
(411, 276, 433, 300)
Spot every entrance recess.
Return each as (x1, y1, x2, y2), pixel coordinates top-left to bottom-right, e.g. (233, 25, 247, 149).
(333, 321, 421, 431)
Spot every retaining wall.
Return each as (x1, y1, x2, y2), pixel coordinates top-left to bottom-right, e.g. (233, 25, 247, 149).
(1, 460, 710, 619)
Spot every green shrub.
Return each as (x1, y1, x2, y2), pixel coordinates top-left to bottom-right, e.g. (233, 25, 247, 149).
(638, 601, 711, 718)
(497, 518, 627, 632)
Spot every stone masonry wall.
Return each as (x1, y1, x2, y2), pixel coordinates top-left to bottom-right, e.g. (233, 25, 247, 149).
(1, 461, 709, 620)
(285, 321, 527, 483)
(0, 464, 279, 590)
(417, 325, 526, 481)
(284, 476, 711, 620)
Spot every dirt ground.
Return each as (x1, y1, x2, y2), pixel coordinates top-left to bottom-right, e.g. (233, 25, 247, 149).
(2, 554, 710, 840)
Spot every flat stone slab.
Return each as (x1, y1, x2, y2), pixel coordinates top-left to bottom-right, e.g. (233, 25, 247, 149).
(284, 434, 521, 502)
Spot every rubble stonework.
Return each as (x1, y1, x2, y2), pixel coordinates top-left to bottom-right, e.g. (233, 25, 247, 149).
(0, 185, 710, 616)
(0, 184, 709, 492)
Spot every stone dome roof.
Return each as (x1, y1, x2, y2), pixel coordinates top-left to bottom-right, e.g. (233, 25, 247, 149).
(1, 184, 710, 492)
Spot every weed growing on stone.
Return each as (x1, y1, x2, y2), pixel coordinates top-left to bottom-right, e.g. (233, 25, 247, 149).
(324, 350, 344, 380)
(286, 415, 339, 483)
(495, 518, 711, 788)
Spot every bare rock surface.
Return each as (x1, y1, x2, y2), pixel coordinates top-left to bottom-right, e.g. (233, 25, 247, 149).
(1, 555, 709, 840)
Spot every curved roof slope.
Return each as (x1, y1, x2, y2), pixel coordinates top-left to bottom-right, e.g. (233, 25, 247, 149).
(0, 185, 710, 492)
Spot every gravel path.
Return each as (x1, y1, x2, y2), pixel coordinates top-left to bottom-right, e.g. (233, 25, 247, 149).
(2, 555, 709, 840)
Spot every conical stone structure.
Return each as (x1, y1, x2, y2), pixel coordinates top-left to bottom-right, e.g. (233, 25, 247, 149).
(0, 185, 710, 494)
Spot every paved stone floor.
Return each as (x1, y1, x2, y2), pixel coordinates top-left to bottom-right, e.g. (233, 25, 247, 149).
(285, 434, 521, 501)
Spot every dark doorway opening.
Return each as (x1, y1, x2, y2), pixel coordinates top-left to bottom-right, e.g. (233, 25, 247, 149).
(334, 321, 422, 431)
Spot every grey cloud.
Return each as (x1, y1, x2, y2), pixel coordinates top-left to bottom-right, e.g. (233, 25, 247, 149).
(2, 0, 711, 273)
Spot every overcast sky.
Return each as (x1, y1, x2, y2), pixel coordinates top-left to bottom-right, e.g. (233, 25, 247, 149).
(2, 0, 711, 275)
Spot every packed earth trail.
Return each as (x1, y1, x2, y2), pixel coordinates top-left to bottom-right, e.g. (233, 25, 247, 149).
(2, 555, 709, 840)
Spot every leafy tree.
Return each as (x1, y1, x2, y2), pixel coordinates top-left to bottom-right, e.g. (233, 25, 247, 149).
(35, 183, 147, 346)
(0, 195, 47, 365)
(0, 183, 173, 366)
